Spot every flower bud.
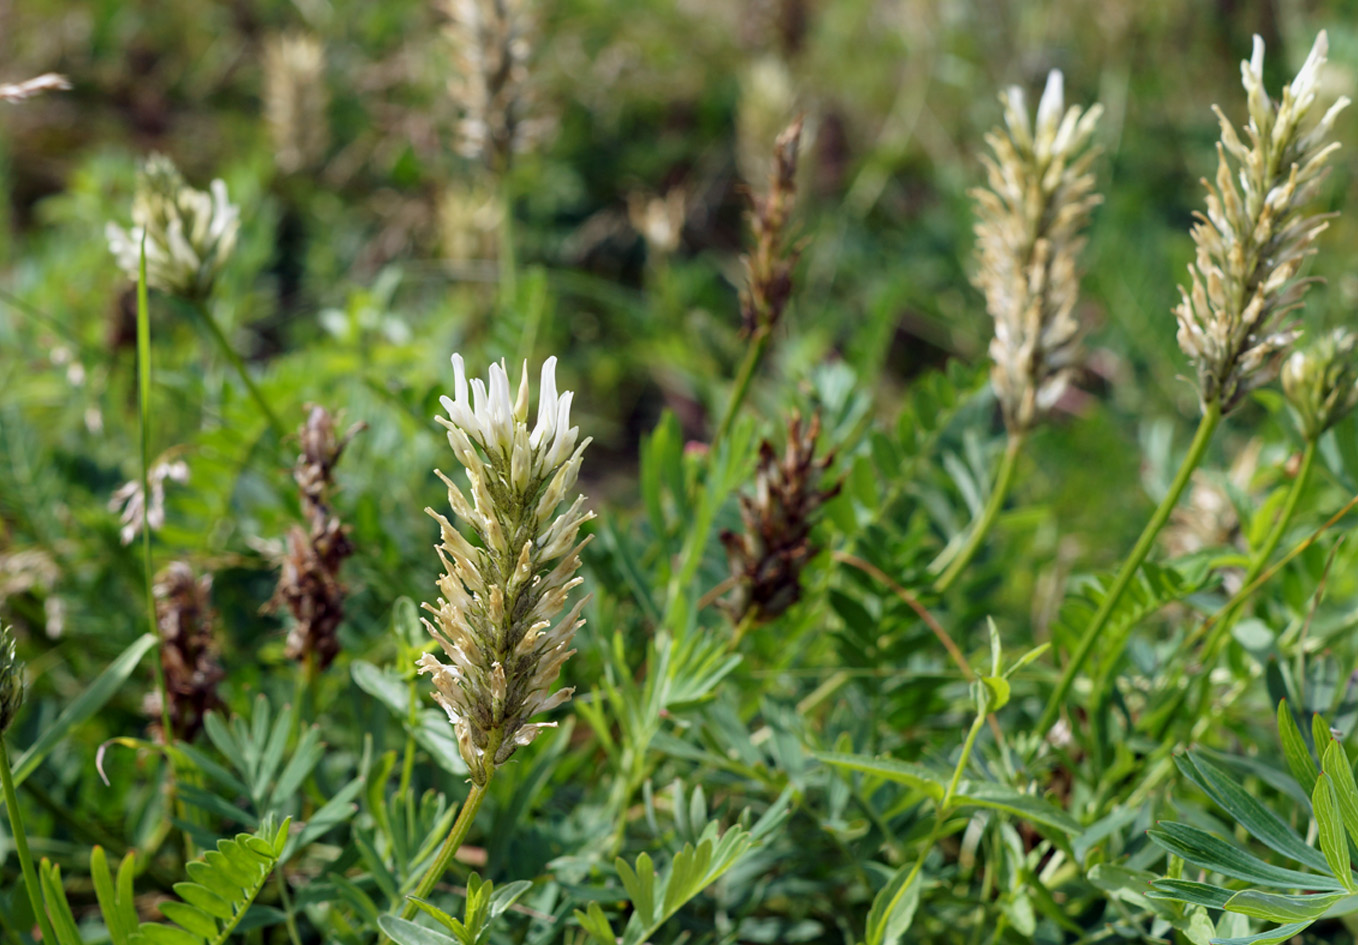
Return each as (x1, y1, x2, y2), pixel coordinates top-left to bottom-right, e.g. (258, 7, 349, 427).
(1282, 328, 1358, 440)
(0, 625, 24, 735)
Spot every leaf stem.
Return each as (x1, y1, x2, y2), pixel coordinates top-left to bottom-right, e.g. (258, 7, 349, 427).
(0, 737, 58, 945)
(932, 432, 1026, 593)
(399, 779, 489, 919)
(1034, 400, 1222, 739)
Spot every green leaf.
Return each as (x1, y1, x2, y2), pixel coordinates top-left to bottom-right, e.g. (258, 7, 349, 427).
(139, 924, 203, 945)
(574, 903, 618, 945)
(1321, 738, 1358, 851)
(954, 782, 1081, 834)
(1312, 773, 1355, 890)
(159, 901, 220, 940)
(1147, 823, 1345, 891)
(864, 862, 920, 945)
(1221, 889, 1341, 922)
(143, 820, 288, 945)
(814, 752, 948, 802)
(1278, 700, 1318, 797)
(39, 860, 84, 945)
(1313, 714, 1333, 756)
(1145, 879, 1235, 910)
(376, 917, 459, 945)
(1176, 752, 1329, 874)
(185, 860, 241, 902)
(1210, 921, 1316, 945)
(270, 725, 324, 808)
(173, 883, 235, 922)
(979, 676, 1010, 713)
(616, 853, 656, 925)
(92, 847, 139, 945)
(12, 633, 158, 786)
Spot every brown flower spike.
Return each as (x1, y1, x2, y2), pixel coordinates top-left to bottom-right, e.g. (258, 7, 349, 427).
(267, 406, 365, 672)
(721, 411, 841, 630)
(740, 116, 804, 339)
(146, 563, 223, 743)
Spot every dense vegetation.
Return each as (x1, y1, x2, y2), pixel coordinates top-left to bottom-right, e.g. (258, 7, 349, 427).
(6, 2, 1358, 943)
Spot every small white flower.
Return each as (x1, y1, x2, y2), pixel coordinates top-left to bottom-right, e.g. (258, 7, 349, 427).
(109, 459, 189, 545)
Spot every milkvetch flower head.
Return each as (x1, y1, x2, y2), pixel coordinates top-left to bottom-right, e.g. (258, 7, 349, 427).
(972, 69, 1103, 434)
(419, 354, 593, 785)
(1174, 32, 1348, 413)
(106, 153, 240, 301)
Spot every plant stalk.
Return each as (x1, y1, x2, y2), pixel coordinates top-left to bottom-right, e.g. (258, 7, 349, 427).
(399, 779, 489, 919)
(712, 327, 771, 454)
(1199, 438, 1316, 663)
(933, 432, 1026, 593)
(137, 241, 176, 750)
(1034, 400, 1222, 739)
(880, 709, 987, 930)
(192, 300, 285, 437)
(1141, 438, 1320, 745)
(0, 737, 58, 945)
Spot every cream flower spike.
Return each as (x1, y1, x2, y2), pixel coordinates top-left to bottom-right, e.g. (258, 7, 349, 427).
(421, 354, 593, 785)
(1174, 31, 1348, 413)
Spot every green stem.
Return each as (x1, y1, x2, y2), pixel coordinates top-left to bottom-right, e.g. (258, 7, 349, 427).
(398, 780, 489, 919)
(274, 870, 304, 945)
(712, 328, 771, 453)
(0, 738, 58, 945)
(1200, 438, 1316, 663)
(879, 709, 987, 929)
(1142, 438, 1319, 746)
(192, 300, 285, 437)
(136, 243, 176, 751)
(1034, 401, 1222, 739)
(933, 433, 1026, 594)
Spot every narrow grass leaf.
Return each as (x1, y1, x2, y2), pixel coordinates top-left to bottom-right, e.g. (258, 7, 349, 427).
(12, 633, 157, 786)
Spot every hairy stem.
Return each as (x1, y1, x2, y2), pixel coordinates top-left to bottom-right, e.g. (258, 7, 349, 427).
(932, 432, 1026, 593)
(399, 779, 489, 919)
(1034, 400, 1222, 739)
